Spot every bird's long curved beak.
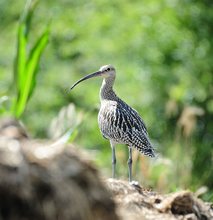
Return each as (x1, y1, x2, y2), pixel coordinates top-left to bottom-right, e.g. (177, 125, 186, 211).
(70, 71, 102, 91)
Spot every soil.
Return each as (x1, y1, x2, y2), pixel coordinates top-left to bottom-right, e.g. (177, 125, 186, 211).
(0, 117, 212, 220)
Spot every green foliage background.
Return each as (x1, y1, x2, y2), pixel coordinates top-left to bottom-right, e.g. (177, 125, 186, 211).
(0, 0, 212, 200)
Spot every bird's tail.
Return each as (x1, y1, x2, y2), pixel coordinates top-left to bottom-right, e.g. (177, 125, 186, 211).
(143, 147, 155, 157)
(132, 132, 156, 158)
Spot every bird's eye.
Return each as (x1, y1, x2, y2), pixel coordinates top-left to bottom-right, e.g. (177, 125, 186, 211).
(107, 68, 110, 71)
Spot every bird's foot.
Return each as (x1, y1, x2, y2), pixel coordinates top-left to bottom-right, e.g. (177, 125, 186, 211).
(129, 180, 139, 186)
(129, 180, 144, 192)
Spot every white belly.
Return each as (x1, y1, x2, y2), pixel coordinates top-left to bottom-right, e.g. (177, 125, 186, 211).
(98, 101, 126, 144)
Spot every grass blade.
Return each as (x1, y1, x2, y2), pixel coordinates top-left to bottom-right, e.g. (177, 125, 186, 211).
(15, 27, 49, 118)
(14, 23, 27, 93)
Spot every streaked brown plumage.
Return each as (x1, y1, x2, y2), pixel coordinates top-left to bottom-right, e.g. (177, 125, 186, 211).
(70, 64, 155, 181)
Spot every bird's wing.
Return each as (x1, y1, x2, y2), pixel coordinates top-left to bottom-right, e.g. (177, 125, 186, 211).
(130, 129, 155, 157)
(117, 99, 148, 135)
(114, 104, 155, 156)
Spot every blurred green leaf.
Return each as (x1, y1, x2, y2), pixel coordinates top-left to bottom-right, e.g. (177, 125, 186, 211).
(12, 0, 49, 118)
(15, 24, 27, 90)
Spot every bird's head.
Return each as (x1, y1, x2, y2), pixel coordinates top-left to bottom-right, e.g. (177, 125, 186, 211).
(99, 64, 116, 78)
(69, 64, 116, 91)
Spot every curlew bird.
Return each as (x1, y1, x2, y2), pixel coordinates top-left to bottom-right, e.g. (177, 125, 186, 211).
(70, 64, 155, 182)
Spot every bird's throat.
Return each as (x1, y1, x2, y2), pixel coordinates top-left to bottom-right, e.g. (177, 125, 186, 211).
(100, 77, 117, 101)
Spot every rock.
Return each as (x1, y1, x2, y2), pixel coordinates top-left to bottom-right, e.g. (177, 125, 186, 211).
(0, 118, 119, 220)
(1, 118, 212, 220)
(105, 178, 213, 220)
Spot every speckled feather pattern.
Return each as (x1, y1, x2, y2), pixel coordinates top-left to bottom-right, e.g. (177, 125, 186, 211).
(98, 76, 155, 158)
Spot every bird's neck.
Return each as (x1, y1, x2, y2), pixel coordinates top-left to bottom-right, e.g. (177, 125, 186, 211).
(100, 76, 117, 101)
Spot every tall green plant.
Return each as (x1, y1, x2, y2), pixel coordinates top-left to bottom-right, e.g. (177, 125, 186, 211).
(12, 0, 49, 118)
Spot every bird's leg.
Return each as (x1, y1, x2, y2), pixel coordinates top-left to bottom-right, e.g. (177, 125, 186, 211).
(110, 141, 116, 178)
(128, 146, 132, 182)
